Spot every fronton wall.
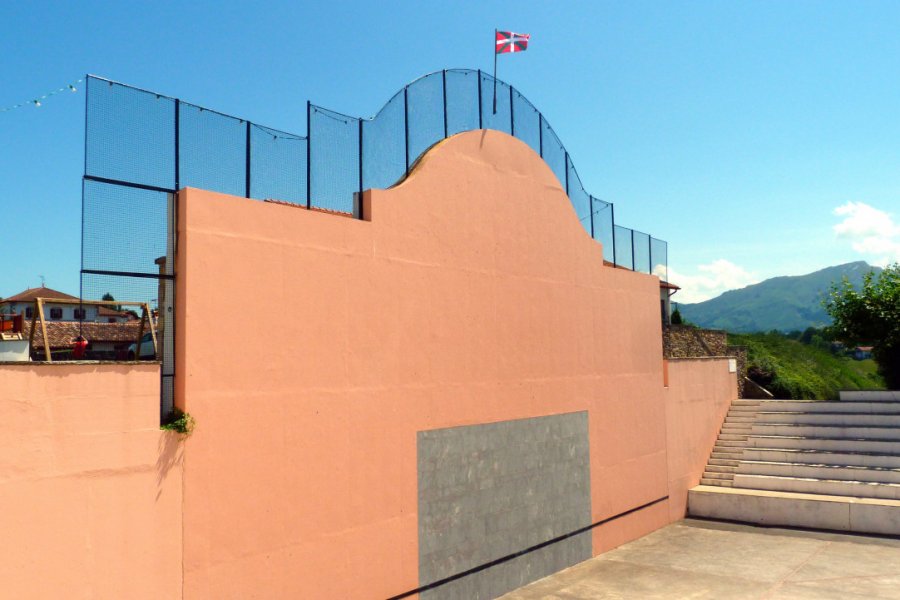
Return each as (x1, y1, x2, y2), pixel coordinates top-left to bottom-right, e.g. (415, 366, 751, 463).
(175, 130, 733, 598)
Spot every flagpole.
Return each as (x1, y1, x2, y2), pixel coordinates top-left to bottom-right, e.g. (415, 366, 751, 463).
(493, 29, 498, 115)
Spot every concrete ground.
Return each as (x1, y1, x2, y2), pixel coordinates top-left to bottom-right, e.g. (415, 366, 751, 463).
(500, 518, 900, 599)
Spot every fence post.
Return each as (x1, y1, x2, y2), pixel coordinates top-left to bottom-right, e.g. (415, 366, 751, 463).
(538, 113, 543, 158)
(477, 69, 483, 129)
(442, 69, 448, 139)
(174, 99, 180, 190)
(611, 203, 617, 267)
(630, 229, 636, 272)
(589, 196, 595, 239)
(358, 118, 364, 220)
(245, 120, 251, 199)
(404, 87, 410, 176)
(509, 85, 515, 135)
(306, 101, 311, 209)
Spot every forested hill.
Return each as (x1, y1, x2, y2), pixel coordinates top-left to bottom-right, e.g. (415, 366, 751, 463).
(679, 261, 879, 333)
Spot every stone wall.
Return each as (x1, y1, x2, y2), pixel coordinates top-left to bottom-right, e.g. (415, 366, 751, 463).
(664, 326, 746, 397)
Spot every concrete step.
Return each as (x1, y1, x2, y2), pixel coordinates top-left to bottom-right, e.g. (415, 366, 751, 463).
(755, 400, 900, 413)
(705, 465, 737, 474)
(700, 478, 733, 487)
(756, 412, 900, 426)
(750, 423, 900, 440)
(732, 400, 762, 407)
(745, 435, 900, 454)
(724, 415, 757, 423)
(702, 471, 733, 481)
(719, 433, 750, 441)
(840, 391, 900, 402)
(737, 460, 900, 484)
(716, 440, 749, 448)
(743, 448, 900, 469)
(733, 473, 900, 500)
(708, 458, 739, 467)
(688, 485, 900, 536)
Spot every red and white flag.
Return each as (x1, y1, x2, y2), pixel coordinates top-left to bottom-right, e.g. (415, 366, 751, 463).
(496, 31, 530, 54)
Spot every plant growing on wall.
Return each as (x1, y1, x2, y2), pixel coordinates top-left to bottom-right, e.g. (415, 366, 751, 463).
(161, 409, 196, 436)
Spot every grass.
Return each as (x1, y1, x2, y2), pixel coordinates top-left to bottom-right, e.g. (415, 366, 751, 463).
(728, 331, 885, 400)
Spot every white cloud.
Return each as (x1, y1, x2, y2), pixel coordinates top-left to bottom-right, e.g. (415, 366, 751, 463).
(668, 259, 759, 304)
(833, 201, 900, 266)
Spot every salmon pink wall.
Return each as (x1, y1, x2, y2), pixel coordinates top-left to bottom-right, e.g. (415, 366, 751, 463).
(175, 130, 734, 599)
(0, 363, 182, 600)
(665, 358, 737, 520)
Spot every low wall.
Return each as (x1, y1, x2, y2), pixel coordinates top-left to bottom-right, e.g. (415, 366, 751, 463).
(0, 363, 182, 599)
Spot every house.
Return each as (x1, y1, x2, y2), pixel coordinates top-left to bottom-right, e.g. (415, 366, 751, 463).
(23, 320, 143, 360)
(0, 286, 135, 323)
(853, 346, 874, 360)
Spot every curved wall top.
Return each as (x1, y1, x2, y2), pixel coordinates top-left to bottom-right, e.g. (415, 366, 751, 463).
(82, 70, 666, 285)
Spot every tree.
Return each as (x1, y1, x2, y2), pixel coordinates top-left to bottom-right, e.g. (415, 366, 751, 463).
(102, 292, 121, 312)
(670, 307, 683, 325)
(825, 263, 900, 388)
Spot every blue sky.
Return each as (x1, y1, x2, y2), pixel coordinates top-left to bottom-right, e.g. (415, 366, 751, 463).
(3, 0, 900, 302)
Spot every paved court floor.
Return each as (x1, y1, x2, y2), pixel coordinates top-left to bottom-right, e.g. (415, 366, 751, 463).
(500, 518, 900, 599)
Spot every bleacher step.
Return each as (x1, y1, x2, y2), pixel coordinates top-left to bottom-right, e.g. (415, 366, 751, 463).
(688, 485, 900, 536)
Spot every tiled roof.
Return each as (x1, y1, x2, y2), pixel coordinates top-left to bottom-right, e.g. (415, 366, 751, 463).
(97, 305, 137, 318)
(1, 286, 78, 303)
(23, 320, 144, 350)
(263, 198, 354, 218)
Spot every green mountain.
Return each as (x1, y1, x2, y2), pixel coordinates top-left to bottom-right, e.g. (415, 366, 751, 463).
(678, 261, 880, 333)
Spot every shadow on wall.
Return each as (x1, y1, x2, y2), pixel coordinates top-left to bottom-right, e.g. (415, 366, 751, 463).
(156, 431, 183, 501)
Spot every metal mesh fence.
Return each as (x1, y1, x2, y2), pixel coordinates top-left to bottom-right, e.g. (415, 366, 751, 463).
(593, 199, 615, 264)
(362, 91, 406, 190)
(85, 76, 175, 189)
(511, 89, 540, 156)
(179, 102, 247, 197)
(407, 73, 445, 166)
(250, 125, 307, 204)
(633, 230, 651, 274)
(83, 70, 669, 419)
(445, 69, 479, 136)
(480, 72, 512, 134)
(566, 157, 591, 236)
(540, 118, 567, 193)
(309, 105, 360, 213)
(614, 225, 634, 270)
(651, 237, 668, 282)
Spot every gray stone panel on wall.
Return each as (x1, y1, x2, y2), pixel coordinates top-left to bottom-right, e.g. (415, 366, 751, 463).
(417, 411, 592, 599)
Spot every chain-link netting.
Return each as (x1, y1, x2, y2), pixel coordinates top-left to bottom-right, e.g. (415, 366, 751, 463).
(362, 91, 406, 190)
(512, 89, 540, 156)
(83, 70, 671, 420)
(407, 73, 445, 166)
(614, 225, 634, 270)
(633, 230, 651, 274)
(480, 72, 512, 134)
(82, 179, 173, 276)
(309, 105, 360, 214)
(250, 125, 307, 204)
(85, 77, 176, 189)
(540, 118, 567, 192)
(593, 199, 615, 264)
(445, 69, 479, 136)
(651, 237, 668, 282)
(179, 102, 247, 197)
(566, 157, 591, 236)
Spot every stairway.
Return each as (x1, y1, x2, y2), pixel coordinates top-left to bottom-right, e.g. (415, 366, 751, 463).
(689, 391, 900, 535)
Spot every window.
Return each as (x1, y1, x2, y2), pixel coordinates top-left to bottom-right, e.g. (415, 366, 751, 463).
(74, 309, 86, 320)
(25, 307, 33, 319)
(50, 308, 62, 320)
